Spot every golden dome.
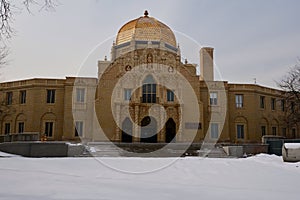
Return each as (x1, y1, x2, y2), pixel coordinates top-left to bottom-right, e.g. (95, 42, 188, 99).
(116, 11, 176, 47)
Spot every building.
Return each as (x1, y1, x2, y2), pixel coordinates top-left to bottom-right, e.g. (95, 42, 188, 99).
(0, 11, 298, 144)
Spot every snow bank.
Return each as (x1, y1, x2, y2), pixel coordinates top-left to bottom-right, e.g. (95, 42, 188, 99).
(284, 143, 300, 149)
(0, 154, 299, 200)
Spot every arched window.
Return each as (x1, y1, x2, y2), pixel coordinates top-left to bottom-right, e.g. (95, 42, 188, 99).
(142, 75, 156, 103)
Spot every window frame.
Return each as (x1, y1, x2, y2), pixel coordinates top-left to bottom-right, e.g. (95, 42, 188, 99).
(271, 98, 276, 111)
(6, 92, 13, 105)
(235, 94, 244, 108)
(20, 90, 26, 104)
(210, 92, 218, 106)
(75, 121, 84, 137)
(124, 89, 132, 101)
(46, 89, 56, 104)
(167, 89, 175, 102)
(44, 121, 54, 137)
(260, 96, 265, 109)
(76, 88, 85, 103)
(210, 123, 219, 139)
(4, 123, 10, 135)
(237, 124, 244, 139)
(18, 122, 25, 133)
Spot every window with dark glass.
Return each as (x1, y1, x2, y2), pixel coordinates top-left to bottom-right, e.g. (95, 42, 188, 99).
(235, 94, 243, 108)
(211, 123, 219, 139)
(261, 126, 266, 136)
(124, 89, 132, 101)
(6, 92, 13, 105)
(76, 88, 85, 103)
(167, 90, 174, 102)
(281, 99, 285, 112)
(271, 98, 276, 110)
(75, 121, 84, 137)
(292, 128, 296, 138)
(282, 128, 286, 137)
(18, 122, 24, 133)
(45, 122, 53, 137)
(20, 90, 26, 104)
(142, 75, 156, 103)
(260, 96, 265, 109)
(4, 123, 10, 135)
(210, 92, 218, 105)
(237, 124, 244, 139)
(272, 127, 277, 136)
(47, 89, 56, 103)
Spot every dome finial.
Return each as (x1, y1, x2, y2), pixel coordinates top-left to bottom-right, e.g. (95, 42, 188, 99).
(144, 10, 149, 17)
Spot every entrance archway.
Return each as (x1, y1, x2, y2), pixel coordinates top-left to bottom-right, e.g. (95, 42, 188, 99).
(140, 116, 157, 143)
(166, 118, 176, 143)
(121, 118, 133, 143)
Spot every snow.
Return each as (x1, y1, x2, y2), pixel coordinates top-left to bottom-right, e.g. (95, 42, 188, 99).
(0, 153, 299, 200)
(284, 143, 300, 149)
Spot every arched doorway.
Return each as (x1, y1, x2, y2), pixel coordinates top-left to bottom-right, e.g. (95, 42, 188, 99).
(166, 118, 176, 143)
(140, 116, 157, 143)
(121, 118, 133, 143)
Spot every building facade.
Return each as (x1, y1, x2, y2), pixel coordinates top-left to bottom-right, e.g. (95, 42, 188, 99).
(0, 11, 298, 143)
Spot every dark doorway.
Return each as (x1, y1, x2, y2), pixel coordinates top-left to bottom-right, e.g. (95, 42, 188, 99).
(140, 116, 157, 143)
(121, 118, 133, 143)
(166, 118, 176, 143)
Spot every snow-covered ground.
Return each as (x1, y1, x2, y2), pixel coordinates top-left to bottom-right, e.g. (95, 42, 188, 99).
(0, 152, 299, 200)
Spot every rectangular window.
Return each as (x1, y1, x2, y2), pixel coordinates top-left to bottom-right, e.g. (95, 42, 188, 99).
(261, 126, 266, 136)
(272, 127, 277, 136)
(210, 92, 218, 105)
(260, 96, 265, 109)
(76, 88, 85, 103)
(124, 89, 132, 101)
(18, 122, 24, 133)
(167, 90, 174, 102)
(20, 90, 26, 104)
(271, 98, 276, 110)
(75, 121, 84, 137)
(4, 123, 10, 135)
(235, 94, 243, 108)
(282, 128, 286, 137)
(45, 122, 53, 137)
(237, 124, 244, 139)
(281, 99, 285, 112)
(291, 102, 295, 113)
(210, 123, 219, 139)
(142, 84, 156, 103)
(46, 89, 56, 103)
(292, 128, 296, 138)
(6, 92, 13, 105)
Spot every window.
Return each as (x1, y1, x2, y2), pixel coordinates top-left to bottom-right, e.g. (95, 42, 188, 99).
(271, 98, 276, 110)
(261, 126, 266, 136)
(124, 89, 132, 101)
(260, 96, 265, 109)
(75, 121, 84, 137)
(45, 122, 53, 137)
(20, 90, 26, 104)
(272, 127, 277, 136)
(167, 90, 174, 102)
(291, 102, 295, 113)
(6, 92, 13, 105)
(281, 99, 285, 112)
(18, 122, 24, 133)
(210, 123, 219, 139)
(210, 92, 218, 105)
(47, 89, 55, 103)
(235, 94, 243, 108)
(237, 124, 244, 139)
(4, 123, 10, 135)
(282, 128, 286, 137)
(142, 75, 156, 103)
(292, 128, 296, 138)
(76, 88, 85, 103)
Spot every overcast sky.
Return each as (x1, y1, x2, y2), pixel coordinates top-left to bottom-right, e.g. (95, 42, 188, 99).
(1, 0, 300, 89)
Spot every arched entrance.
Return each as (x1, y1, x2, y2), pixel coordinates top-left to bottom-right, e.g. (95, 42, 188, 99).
(140, 116, 157, 143)
(121, 118, 133, 143)
(166, 118, 176, 143)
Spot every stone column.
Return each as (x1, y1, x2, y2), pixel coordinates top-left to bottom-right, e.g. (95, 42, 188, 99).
(134, 105, 139, 142)
(115, 104, 121, 142)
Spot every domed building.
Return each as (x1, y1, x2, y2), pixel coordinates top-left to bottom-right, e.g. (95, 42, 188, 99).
(0, 11, 298, 150)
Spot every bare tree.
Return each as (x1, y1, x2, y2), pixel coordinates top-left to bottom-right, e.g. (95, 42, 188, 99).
(278, 60, 300, 134)
(0, 0, 57, 66)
